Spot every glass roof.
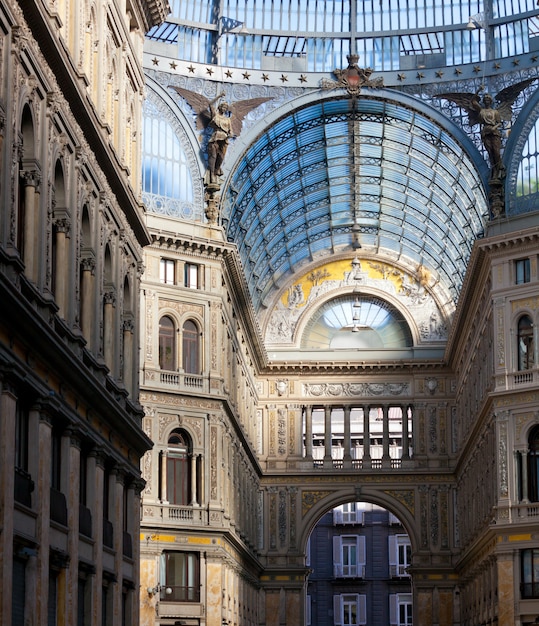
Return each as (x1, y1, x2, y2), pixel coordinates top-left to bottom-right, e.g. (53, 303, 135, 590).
(221, 96, 487, 314)
(148, 0, 539, 72)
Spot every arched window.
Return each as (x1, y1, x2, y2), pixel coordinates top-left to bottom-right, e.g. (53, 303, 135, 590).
(167, 429, 191, 505)
(159, 316, 176, 371)
(182, 320, 200, 374)
(528, 426, 539, 502)
(517, 315, 534, 371)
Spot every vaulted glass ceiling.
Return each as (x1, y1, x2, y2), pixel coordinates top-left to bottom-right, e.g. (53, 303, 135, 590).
(221, 96, 488, 314)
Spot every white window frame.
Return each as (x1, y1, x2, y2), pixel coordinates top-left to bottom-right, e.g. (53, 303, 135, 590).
(333, 502, 364, 525)
(389, 534, 411, 577)
(389, 593, 412, 626)
(333, 535, 366, 578)
(333, 593, 367, 626)
(160, 258, 175, 284)
(185, 262, 199, 289)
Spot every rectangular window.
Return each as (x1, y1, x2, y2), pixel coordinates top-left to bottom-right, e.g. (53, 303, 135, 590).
(160, 551, 200, 602)
(160, 258, 175, 284)
(334, 594, 367, 626)
(185, 263, 199, 289)
(516, 258, 531, 284)
(389, 534, 412, 577)
(390, 593, 412, 626)
(521, 548, 539, 598)
(333, 535, 366, 578)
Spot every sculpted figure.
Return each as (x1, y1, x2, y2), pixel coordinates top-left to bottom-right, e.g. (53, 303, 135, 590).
(435, 79, 536, 180)
(171, 86, 272, 185)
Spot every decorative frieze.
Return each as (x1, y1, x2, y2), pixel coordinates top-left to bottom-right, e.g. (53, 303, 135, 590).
(302, 381, 409, 397)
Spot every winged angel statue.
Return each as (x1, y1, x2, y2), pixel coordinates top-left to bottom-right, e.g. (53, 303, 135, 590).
(171, 86, 271, 185)
(435, 78, 536, 181)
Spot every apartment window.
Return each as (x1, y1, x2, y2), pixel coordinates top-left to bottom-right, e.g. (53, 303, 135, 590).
(185, 263, 199, 289)
(517, 315, 534, 371)
(333, 594, 367, 626)
(389, 534, 412, 577)
(516, 258, 531, 284)
(521, 548, 539, 598)
(160, 551, 200, 602)
(334, 502, 364, 525)
(182, 320, 200, 374)
(166, 429, 191, 505)
(390, 593, 412, 625)
(160, 259, 175, 284)
(333, 535, 366, 578)
(159, 315, 176, 370)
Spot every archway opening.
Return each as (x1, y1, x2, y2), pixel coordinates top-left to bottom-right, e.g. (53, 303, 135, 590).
(306, 501, 412, 626)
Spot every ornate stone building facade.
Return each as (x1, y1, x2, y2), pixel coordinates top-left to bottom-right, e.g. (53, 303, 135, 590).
(138, 3, 539, 626)
(0, 1, 167, 625)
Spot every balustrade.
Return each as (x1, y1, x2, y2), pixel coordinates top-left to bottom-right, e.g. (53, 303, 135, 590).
(302, 404, 413, 469)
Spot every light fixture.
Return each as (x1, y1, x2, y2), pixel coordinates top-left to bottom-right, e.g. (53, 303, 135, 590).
(466, 17, 476, 30)
(147, 585, 173, 597)
(466, 12, 486, 31)
(352, 295, 361, 331)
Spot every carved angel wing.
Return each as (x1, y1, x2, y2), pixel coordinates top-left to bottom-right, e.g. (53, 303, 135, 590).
(434, 92, 481, 127)
(229, 97, 272, 137)
(494, 77, 537, 121)
(170, 86, 212, 130)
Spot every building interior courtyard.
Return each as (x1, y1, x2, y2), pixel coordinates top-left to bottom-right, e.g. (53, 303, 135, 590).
(2, 1, 539, 625)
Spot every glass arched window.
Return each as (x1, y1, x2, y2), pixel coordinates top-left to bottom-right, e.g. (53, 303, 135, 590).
(528, 426, 539, 502)
(159, 316, 176, 370)
(182, 320, 200, 374)
(167, 429, 191, 505)
(517, 315, 534, 371)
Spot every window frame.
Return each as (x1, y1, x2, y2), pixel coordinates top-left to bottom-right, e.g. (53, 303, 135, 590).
(182, 319, 200, 374)
(184, 262, 199, 289)
(515, 258, 531, 285)
(333, 535, 366, 578)
(159, 315, 177, 371)
(517, 314, 534, 371)
(160, 258, 176, 285)
(160, 551, 200, 602)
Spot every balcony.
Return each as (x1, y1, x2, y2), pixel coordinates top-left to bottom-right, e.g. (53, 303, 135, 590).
(143, 502, 207, 525)
(143, 367, 215, 395)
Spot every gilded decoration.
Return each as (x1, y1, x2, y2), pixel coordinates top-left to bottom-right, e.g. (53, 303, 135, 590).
(511, 295, 539, 312)
(265, 257, 447, 345)
(383, 489, 415, 516)
(301, 490, 334, 517)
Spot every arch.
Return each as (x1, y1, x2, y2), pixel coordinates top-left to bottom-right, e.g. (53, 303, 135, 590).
(159, 315, 176, 371)
(517, 313, 534, 371)
(166, 428, 192, 505)
(298, 488, 419, 557)
(182, 319, 200, 374)
(300, 293, 414, 350)
(222, 90, 489, 318)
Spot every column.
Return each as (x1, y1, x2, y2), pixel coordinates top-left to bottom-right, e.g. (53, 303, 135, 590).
(103, 290, 116, 371)
(343, 405, 352, 466)
(304, 405, 313, 460)
(80, 256, 96, 349)
(402, 404, 411, 460)
(122, 318, 134, 396)
(35, 408, 53, 626)
(53, 214, 71, 317)
(382, 405, 390, 466)
(0, 380, 17, 626)
(113, 469, 124, 626)
(21, 168, 41, 282)
(363, 405, 371, 467)
(190, 454, 197, 505)
(65, 430, 81, 626)
(519, 449, 529, 502)
(323, 405, 332, 464)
